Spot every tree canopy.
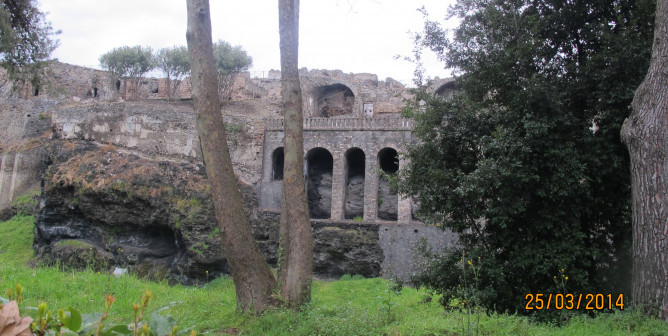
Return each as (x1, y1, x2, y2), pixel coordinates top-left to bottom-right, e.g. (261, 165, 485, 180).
(212, 40, 252, 75)
(99, 45, 154, 80)
(403, 0, 655, 315)
(156, 45, 190, 81)
(156, 45, 190, 100)
(0, 0, 58, 83)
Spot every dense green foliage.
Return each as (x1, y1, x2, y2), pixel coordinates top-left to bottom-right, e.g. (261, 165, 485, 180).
(211, 40, 252, 75)
(2, 216, 667, 335)
(156, 46, 190, 100)
(99, 45, 155, 80)
(211, 40, 252, 101)
(402, 0, 655, 316)
(0, 0, 58, 85)
(156, 46, 190, 81)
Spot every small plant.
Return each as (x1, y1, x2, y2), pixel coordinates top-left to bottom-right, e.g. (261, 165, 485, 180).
(352, 216, 363, 223)
(2, 283, 191, 336)
(3, 283, 24, 305)
(379, 277, 403, 324)
(450, 254, 483, 336)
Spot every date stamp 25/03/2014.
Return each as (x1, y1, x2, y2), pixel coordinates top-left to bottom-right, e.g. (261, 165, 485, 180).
(525, 293, 624, 310)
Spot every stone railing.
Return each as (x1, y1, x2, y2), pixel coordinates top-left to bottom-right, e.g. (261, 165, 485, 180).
(265, 117, 413, 131)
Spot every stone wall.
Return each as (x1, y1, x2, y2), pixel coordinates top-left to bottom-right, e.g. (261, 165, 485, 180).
(260, 117, 414, 223)
(0, 62, 458, 282)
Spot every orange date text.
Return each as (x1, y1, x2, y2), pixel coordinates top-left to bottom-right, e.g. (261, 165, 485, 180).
(524, 293, 624, 310)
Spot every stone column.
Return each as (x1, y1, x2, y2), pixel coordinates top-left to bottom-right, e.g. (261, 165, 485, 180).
(0, 153, 15, 209)
(398, 155, 412, 223)
(8, 152, 21, 202)
(364, 154, 378, 221)
(330, 151, 345, 221)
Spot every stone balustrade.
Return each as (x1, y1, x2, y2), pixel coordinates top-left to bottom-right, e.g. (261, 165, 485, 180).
(265, 117, 413, 131)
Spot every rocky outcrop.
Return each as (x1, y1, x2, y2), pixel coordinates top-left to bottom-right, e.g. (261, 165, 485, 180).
(34, 141, 227, 284)
(34, 140, 385, 284)
(313, 222, 382, 277)
(377, 176, 398, 221)
(344, 175, 364, 219)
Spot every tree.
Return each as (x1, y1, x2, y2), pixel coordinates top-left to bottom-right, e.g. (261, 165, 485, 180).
(0, 0, 58, 91)
(185, 0, 278, 312)
(277, 0, 313, 308)
(621, 0, 667, 321)
(402, 0, 655, 315)
(156, 45, 190, 101)
(212, 40, 252, 101)
(99, 45, 154, 100)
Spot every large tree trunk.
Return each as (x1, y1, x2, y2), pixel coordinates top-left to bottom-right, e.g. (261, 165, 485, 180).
(277, 0, 313, 308)
(185, 0, 278, 313)
(621, 0, 668, 321)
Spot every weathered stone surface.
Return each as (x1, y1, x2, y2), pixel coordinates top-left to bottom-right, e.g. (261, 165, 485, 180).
(33, 141, 227, 284)
(344, 175, 364, 219)
(33, 141, 389, 283)
(377, 176, 398, 221)
(0, 62, 458, 284)
(313, 222, 383, 278)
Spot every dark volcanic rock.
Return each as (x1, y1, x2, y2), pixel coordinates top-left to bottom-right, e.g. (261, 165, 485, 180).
(377, 176, 398, 221)
(312, 222, 382, 278)
(34, 142, 227, 284)
(344, 175, 364, 219)
(35, 140, 385, 283)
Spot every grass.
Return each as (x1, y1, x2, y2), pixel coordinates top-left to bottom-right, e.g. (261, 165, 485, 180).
(1, 215, 667, 335)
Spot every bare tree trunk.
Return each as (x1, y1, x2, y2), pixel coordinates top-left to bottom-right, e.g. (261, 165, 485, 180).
(278, 0, 313, 308)
(185, 0, 278, 313)
(217, 72, 236, 102)
(621, 0, 668, 321)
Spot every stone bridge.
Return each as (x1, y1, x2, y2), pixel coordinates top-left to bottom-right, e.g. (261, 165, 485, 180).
(260, 116, 415, 223)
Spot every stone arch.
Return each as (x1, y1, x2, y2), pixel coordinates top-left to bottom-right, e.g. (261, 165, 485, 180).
(271, 147, 284, 181)
(435, 81, 456, 99)
(344, 147, 365, 220)
(306, 147, 333, 219)
(312, 83, 355, 117)
(377, 147, 399, 221)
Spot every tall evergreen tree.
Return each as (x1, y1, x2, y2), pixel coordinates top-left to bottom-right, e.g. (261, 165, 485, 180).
(403, 0, 655, 314)
(0, 0, 58, 88)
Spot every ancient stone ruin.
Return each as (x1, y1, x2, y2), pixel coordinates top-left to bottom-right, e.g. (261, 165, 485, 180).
(0, 61, 457, 283)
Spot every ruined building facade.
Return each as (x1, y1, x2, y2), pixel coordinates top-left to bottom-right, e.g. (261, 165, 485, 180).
(0, 62, 456, 282)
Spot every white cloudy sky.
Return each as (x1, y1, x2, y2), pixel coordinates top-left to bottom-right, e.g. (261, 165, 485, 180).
(37, 0, 455, 86)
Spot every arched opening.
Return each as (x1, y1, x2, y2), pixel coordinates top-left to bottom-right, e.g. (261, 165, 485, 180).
(377, 148, 399, 221)
(344, 148, 365, 220)
(271, 147, 284, 181)
(312, 84, 354, 118)
(435, 81, 456, 99)
(306, 147, 333, 219)
(93, 87, 98, 98)
(115, 80, 121, 91)
(33, 86, 39, 96)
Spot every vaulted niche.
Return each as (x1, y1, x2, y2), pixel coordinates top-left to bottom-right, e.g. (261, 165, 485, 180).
(271, 147, 284, 181)
(313, 84, 354, 118)
(435, 81, 456, 99)
(344, 148, 365, 219)
(306, 147, 333, 219)
(377, 148, 399, 221)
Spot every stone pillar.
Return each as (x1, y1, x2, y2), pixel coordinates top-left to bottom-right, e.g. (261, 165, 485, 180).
(8, 152, 21, 202)
(0, 152, 15, 209)
(364, 154, 378, 221)
(398, 155, 412, 223)
(330, 151, 345, 221)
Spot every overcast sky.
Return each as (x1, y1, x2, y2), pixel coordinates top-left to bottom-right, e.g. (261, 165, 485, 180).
(37, 0, 455, 86)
